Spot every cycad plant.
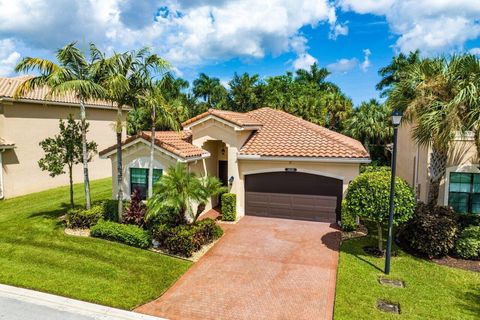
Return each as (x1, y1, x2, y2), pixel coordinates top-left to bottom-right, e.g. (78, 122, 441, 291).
(147, 163, 226, 224)
(15, 42, 106, 209)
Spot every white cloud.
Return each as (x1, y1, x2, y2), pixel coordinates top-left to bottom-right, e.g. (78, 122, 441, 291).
(0, 39, 20, 76)
(293, 53, 317, 70)
(0, 0, 337, 68)
(338, 0, 480, 55)
(470, 48, 480, 55)
(360, 49, 371, 72)
(329, 22, 349, 40)
(327, 58, 358, 74)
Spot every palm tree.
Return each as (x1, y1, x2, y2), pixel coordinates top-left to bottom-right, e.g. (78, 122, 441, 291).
(343, 99, 392, 164)
(324, 91, 353, 131)
(228, 72, 264, 112)
(295, 62, 339, 92)
(147, 163, 226, 224)
(192, 73, 226, 109)
(388, 57, 464, 204)
(14, 42, 106, 209)
(140, 79, 181, 199)
(91, 46, 169, 218)
(377, 50, 421, 97)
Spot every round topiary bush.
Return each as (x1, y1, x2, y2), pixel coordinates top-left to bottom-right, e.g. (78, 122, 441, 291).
(345, 171, 416, 252)
(454, 226, 480, 260)
(398, 203, 458, 258)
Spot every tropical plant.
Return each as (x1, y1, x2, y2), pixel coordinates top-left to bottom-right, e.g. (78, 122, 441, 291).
(343, 99, 392, 165)
(91, 46, 169, 219)
(387, 56, 466, 204)
(323, 91, 352, 131)
(345, 171, 416, 251)
(140, 80, 181, 199)
(295, 62, 339, 92)
(15, 42, 106, 209)
(228, 72, 265, 112)
(38, 115, 97, 208)
(192, 73, 227, 109)
(377, 50, 421, 97)
(147, 163, 226, 224)
(123, 188, 146, 227)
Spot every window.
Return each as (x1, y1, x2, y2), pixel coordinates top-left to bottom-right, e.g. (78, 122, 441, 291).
(130, 168, 163, 200)
(448, 172, 480, 214)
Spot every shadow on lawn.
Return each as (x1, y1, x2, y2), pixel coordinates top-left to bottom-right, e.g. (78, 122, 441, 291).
(341, 241, 384, 273)
(455, 287, 480, 317)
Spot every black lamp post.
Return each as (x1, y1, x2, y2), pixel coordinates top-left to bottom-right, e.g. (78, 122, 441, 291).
(385, 110, 402, 275)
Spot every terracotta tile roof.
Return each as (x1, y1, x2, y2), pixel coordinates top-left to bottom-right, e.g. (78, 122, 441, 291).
(99, 131, 209, 160)
(0, 76, 116, 108)
(239, 108, 369, 159)
(0, 137, 15, 149)
(182, 109, 263, 128)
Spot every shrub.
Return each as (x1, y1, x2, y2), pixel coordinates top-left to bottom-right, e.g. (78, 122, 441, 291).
(345, 171, 416, 251)
(340, 200, 357, 231)
(221, 193, 236, 221)
(123, 188, 146, 227)
(456, 213, 480, 230)
(454, 226, 480, 259)
(398, 203, 458, 258)
(66, 205, 103, 229)
(90, 220, 151, 249)
(101, 200, 128, 222)
(360, 165, 391, 174)
(152, 219, 223, 257)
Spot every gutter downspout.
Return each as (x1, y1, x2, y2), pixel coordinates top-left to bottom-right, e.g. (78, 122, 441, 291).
(0, 151, 4, 200)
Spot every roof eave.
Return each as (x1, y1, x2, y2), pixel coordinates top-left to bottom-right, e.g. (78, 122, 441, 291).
(0, 97, 130, 111)
(182, 114, 262, 131)
(237, 154, 371, 164)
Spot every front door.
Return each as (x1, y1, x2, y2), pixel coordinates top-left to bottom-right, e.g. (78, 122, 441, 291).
(218, 161, 228, 186)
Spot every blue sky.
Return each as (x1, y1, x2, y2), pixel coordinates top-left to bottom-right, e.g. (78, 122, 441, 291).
(0, 1, 479, 106)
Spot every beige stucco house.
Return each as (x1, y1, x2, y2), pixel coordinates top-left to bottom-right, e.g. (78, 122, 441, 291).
(100, 107, 370, 223)
(0, 76, 124, 199)
(397, 122, 479, 214)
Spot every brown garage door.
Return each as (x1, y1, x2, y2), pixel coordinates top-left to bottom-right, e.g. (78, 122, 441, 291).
(245, 172, 342, 222)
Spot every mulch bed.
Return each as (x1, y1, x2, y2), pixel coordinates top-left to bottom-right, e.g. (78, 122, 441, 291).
(341, 224, 368, 240)
(432, 256, 480, 273)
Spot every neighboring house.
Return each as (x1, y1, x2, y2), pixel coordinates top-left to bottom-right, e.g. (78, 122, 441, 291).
(100, 107, 370, 223)
(397, 122, 479, 214)
(0, 76, 124, 199)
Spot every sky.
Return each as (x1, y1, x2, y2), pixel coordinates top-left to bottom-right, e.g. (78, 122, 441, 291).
(0, 0, 479, 105)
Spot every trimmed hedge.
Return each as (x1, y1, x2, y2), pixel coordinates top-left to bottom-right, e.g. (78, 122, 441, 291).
(360, 165, 391, 174)
(221, 193, 236, 221)
(90, 220, 151, 249)
(152, 218, 223, 257)
(398, 203, 458, 258)
(454, 226, 480, 260)
(66, 205, 103, 229)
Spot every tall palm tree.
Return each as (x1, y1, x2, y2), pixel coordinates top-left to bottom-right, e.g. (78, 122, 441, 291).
(192, 73, 226, 109)
(140, 79, 180, 199)
(388, 57, 464, 204)
(324, 91, 353, 131)
(228, 72, 264, 112)
(14, 42, 106, 209)
(377, 50, 421, 97)
(91, 46, 169, 218)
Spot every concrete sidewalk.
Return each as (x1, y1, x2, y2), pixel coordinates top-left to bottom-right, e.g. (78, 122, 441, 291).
(0, 284, 165, 320)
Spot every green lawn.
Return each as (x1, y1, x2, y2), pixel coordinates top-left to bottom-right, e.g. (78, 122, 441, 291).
(335, 225, 480, 320)
(0, 178, 191, 310)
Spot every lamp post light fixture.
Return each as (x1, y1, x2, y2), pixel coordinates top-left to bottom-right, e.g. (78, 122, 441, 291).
(385, 110, 402, 275)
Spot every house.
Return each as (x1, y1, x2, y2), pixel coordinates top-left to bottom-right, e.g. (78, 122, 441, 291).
(100, 107, 370, 223)
(0, 76, 125, 199)
(397, 122, 479, 214)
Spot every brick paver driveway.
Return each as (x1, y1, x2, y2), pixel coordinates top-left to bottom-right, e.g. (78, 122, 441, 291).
(136, 216, 341, 320)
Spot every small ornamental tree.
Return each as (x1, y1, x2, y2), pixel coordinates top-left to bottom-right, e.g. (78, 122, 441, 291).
(38, 115, 97, 209)
(345, 171, 416, 251)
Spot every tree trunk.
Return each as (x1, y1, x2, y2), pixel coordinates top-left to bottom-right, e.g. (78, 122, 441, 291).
(148, 106, 156, 199)
(377, 222, 383, 252)
(68, 164, 74, 209)
(474, 128, 480, 161)
(116, 106, 123, 221)
(427, 148, 447, 205)
(80, 100, 91, 209)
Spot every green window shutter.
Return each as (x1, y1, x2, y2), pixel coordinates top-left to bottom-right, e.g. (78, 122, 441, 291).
(153, 169, 163, 183)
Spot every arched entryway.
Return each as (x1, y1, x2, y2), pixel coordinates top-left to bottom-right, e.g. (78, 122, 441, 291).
(244, 171, 343, 223)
